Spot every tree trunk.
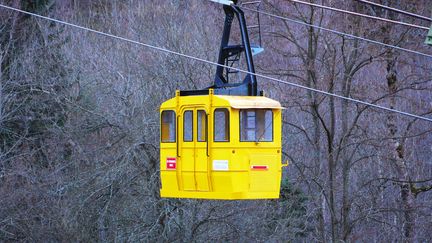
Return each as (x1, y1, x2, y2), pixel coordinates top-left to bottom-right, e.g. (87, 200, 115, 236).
(380, 1, 416, 238)
(306, 23, 327, 243)
(386, 54, 415, 242)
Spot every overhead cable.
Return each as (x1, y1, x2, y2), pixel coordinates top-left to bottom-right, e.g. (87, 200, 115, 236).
(240, 6, 432, 59)
(0, 4, 431, 123)
(355, 0, 432, 22)
(287, 0, 429, 30)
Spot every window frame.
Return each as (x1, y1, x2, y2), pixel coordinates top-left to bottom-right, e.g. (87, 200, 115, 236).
(183, 110, 194, 142)
(197, 110, 207, 142)
(213, 108, 230, 142)
(239, 109, 274, 142)
(160, 110, 176, 143)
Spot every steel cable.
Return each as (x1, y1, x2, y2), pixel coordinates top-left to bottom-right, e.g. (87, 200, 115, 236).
(287, 0, 429, 30)
(240, 6, 432, 59)
(0, 3, 431, 123)
(355, 0, 432, 22)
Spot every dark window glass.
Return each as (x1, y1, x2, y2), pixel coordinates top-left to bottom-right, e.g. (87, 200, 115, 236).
(214, 108, 229, 142)
(161, 110, 176, 142)
(240, 109, 273, 142)
(183, 110, 193, 142)
(197, 110, 207, 142)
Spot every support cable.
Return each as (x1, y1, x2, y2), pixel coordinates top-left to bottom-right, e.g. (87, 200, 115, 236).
(354, 0, 432, 22)
(287, 0, 429, 30)
(240, 6, 432, 59)
(0, 4, 431, 123)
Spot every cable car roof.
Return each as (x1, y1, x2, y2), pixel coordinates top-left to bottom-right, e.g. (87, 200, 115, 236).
(160, 94, 283, 109)
(216, 95, 283, 109)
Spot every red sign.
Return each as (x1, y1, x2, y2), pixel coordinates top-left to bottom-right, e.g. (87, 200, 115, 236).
(166, 157, 176, 170)
(251, 165, 268, 170)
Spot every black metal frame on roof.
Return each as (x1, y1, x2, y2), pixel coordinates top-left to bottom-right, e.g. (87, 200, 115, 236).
(181, 0, 259, 96)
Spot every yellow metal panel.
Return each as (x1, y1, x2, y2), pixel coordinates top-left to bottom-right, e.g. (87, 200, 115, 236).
(195, 148, 210, 191)
(249, 154, 281, 192)
(160, 142, 177, 189)
(179, 107, 196, 191)
(160, 171, 178, 192)
(194, 108, 210, 191)
(160, 190, 279, 200)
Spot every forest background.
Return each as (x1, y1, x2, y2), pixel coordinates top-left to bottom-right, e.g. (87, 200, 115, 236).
(0, 0, 431, 242)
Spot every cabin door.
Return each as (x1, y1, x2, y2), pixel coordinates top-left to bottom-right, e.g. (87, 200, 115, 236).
(179, 107, 210, 191)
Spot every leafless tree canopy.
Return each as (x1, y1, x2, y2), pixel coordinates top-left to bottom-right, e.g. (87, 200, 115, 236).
(0, 0, 431, 242)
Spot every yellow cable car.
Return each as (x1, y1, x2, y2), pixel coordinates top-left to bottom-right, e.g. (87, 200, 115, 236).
(160, 90, 283, 199)
(159, 0, 285, 199)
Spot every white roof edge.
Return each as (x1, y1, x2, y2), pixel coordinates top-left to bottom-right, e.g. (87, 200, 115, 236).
(216, 96, 284, 109)
(208, 0, 234, 6)
(230, 104, 285, 109)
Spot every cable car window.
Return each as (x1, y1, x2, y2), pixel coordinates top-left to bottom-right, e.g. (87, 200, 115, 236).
(183, 110, 193, 142)
(161, 110, 176, 142)
(214, 108, 229, 142)
(197, 110, 207, 142)
(240, 109, 273, 142)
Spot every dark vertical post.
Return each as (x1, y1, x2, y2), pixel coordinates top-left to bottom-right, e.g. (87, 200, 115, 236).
(232, 6, 258, 96)
(215, 6, 234, 85)
(213, 0, 259, 96)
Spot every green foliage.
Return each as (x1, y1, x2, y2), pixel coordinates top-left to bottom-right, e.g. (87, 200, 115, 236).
(280, 178, 308, 211)
(279, 178, 310, 235)
(21, 0, 55, 13)
(426, 26, 432, 46)
(262, 178, 310, 239)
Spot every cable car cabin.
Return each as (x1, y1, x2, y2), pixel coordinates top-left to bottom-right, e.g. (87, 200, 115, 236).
(159, 0, 284, 199)
(160, 90, 283, 200)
